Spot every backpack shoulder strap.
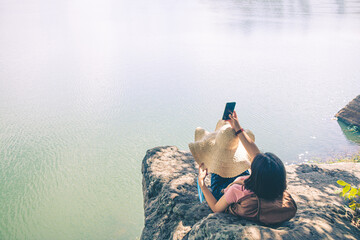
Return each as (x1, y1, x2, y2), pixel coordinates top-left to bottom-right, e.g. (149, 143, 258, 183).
(256, 195, 261, 222)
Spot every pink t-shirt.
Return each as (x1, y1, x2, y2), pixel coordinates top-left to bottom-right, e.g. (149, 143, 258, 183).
(224, 176, 253, 204)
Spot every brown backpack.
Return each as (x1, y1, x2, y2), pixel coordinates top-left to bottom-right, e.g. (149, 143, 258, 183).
(226, 190, 297, 225)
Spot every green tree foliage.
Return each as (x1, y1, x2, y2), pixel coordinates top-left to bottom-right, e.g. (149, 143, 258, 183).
(337, 180, 360, 211)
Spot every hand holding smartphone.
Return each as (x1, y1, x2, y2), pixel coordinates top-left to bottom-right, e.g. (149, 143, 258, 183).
(222, 102, 236, 120)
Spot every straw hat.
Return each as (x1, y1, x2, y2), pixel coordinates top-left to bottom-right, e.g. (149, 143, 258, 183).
(188, 120, 255, 178)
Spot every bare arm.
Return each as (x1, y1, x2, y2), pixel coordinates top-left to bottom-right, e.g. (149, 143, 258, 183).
(228, 111, 260, 162)
(198, 164, 230, 213)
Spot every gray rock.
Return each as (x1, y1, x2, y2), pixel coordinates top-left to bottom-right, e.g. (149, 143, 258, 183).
(336, 95, 360, 127)
(141, 146, 360, 240)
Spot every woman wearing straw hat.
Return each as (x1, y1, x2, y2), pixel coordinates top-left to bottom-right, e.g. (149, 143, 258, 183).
(191, 111, 287, 213)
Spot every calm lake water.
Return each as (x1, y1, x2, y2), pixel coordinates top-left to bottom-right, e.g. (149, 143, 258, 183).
(1, 0, 360, 239)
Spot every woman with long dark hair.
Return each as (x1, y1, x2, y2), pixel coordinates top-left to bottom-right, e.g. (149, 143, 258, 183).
(197, 111, 287, 213)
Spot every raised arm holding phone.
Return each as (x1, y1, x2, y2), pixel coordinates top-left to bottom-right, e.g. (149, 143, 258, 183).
(228, 110, 260, 161)
(194, 102, 295, 224)
(197, 109, 260, 212)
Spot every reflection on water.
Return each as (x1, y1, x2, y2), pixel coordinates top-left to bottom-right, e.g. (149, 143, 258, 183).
(338, 120, 360, 144)
(1, 0, 360, 239)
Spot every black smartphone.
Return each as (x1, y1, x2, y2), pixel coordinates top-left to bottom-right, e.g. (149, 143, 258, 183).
(222, 102, 236, 120)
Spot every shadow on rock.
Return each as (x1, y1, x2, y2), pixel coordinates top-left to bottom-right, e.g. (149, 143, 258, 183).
(141, 146, 360, 239)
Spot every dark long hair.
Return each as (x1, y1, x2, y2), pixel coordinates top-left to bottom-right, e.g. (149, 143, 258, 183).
(244, 152, 286, 200)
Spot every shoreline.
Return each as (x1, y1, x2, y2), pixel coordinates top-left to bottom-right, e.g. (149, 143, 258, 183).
(290, 150, 360, 165)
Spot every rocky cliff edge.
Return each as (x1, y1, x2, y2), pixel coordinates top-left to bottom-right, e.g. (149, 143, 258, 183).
(141, 146, 360, 240)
